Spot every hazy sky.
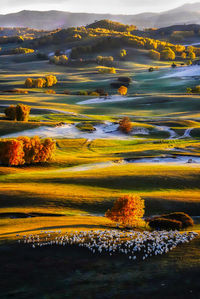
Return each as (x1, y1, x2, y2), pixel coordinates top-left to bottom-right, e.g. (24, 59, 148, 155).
(1, 0, 200, 14)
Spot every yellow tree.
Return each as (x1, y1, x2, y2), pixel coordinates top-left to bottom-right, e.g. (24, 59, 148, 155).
(105, 195, 145, 227)
(118, 85, 127, 96)
(188, 51, 196, 60)
(25, 78, 33, 88)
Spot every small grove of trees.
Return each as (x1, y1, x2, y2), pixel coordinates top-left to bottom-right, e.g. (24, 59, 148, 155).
(118, 86, 128, 96)
(160, 47, 176, 60)
(10, 47, 34, 54)
(0, 136, 56, 166)
(105, 194, 145, 227)
(187, 85, 200, 94)
(149, 49, 160, 61)
(98, 67, 116, 74)
(25, 75, 57, 88)
(118, 116, 132, 134)
(49, 55, 68, 65)
(96, 56, 114, 66)
(5, 104, 31, 122)
(188, 51, 196, 60)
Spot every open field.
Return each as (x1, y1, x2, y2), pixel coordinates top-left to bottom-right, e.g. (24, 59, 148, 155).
(0, 38, 200, 298)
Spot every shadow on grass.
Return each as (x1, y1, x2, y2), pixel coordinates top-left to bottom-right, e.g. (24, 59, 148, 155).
(0, 223, 112, 236)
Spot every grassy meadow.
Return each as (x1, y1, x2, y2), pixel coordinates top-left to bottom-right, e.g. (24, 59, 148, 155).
(0, 41, 200, 298)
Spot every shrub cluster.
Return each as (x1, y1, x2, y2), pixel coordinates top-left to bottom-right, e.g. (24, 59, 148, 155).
(25, 75, 57, 88)
(5, 104, 31, 122)
(187, 85, 200, 94)
(49, 55, 68, 65)
(149, 212, 194, 230)
(149, 218, 182, 230)
(0, 136, 56, 166)
(10, 47, 34, 54)
(96, 56, 114, 66)
(98, 67, 116, 74)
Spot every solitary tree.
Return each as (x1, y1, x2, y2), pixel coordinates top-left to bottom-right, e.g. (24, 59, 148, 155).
(118, 85, 127, 96)
(5, 105, 16, 120)
(118, 116, 132, 134)
(16, 104, 31, 122)
(105, 195, 145, 227)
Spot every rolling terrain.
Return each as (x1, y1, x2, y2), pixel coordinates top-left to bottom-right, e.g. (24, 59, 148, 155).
(0, 20, 200, 298)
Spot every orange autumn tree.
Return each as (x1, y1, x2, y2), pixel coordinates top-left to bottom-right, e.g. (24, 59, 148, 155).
(17, 136, 56, 164)
(118, 116, 132, 134)
(0, 139, 24, 166)
(5, 104, 31, 122)
(105, 195, 145, 227)
(0, 137, 56, 166)
(118, 85, 127, 96)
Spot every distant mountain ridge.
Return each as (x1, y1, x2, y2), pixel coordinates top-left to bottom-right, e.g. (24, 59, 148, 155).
(1, 3, 200, 30)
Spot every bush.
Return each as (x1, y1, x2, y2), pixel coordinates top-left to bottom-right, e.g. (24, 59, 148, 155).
(149, 218, 182, 230)
(117, 77, 131, 84)
(5, 104, 30, 122)
(45, 90, 56, 94)
(76, 122, 96, 132)
(0, 136, 56, 166)
(96, 56, 114, 66)
(160, 212, 194, 228)
(98, 67, 116, 74)
(105, 194, 145, 227)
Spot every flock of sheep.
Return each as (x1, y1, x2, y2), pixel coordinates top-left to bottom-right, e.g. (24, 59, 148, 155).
(18, 229, 198, 261)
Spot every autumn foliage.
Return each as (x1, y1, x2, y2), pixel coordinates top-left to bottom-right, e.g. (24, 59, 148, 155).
(25, 75, 57, 88)
(0, 136, 56, 166)
(5, 104, 31, 122)
(118, 86, 128, 96)
(118, 117, 132, 134)
(105, 195, 145, 227)
(0, 139, 24, 166)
